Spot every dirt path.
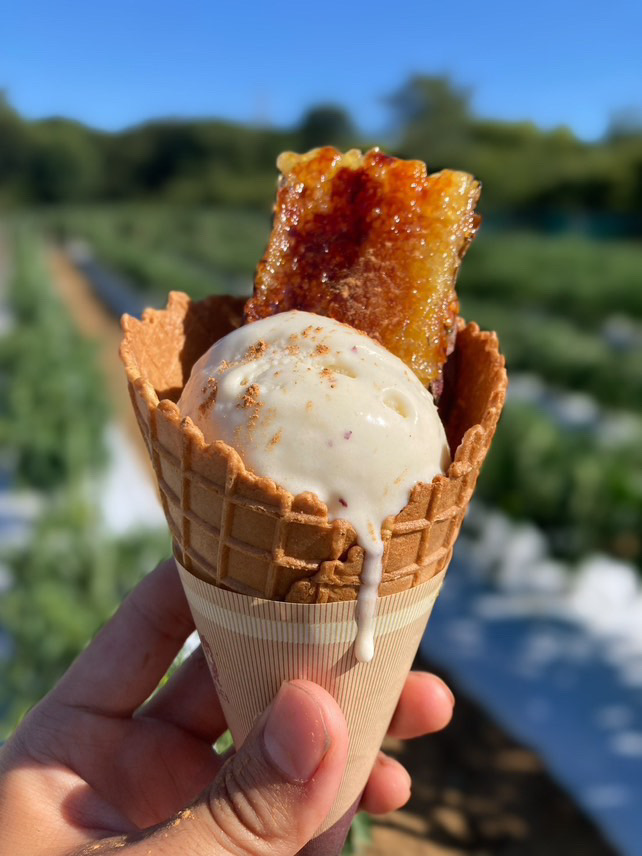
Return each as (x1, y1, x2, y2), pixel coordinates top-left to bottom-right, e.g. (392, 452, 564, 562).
(47, 247, 153, 480)
(368, 659, 616, 856)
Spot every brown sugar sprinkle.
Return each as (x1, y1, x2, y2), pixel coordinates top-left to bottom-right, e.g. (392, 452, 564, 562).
(238, 383, 261, 409)
(320, 367, 334, 381)
(313, 343, 330, 356)
(214, 342, 269, 378)
(238, 384, 264, 429)
(198, 377, 218, 416)
(244, 339, 269, 361)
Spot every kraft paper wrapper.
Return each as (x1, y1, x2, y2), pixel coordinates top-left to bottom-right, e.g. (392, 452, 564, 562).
(177, 559, 446, 837)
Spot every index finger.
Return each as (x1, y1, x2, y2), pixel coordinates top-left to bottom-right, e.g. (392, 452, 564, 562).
(51, 559, 194, 717)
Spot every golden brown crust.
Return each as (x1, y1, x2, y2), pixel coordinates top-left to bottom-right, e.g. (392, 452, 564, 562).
(245, 147, 481, 387)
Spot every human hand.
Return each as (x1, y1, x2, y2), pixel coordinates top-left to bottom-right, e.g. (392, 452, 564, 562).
(0, 559, 454, 855)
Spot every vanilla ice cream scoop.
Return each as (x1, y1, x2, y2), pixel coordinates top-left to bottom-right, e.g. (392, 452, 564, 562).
(179, 310, 450, 661)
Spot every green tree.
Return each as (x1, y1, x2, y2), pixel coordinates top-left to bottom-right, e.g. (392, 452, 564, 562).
(0, 92, 34, 203)
(389, 75, 473, 167)
(28, 119, 102, 202)
(298, 104, 356, 151)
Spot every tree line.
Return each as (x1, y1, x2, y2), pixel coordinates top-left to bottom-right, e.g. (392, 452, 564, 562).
(1, 76, 641, 228)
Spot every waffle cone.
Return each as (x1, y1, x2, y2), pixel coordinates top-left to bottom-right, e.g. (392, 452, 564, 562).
(120, 291, 507, 602)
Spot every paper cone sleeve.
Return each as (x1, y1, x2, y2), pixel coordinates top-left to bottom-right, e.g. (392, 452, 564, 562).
(119, 291, 507, 834)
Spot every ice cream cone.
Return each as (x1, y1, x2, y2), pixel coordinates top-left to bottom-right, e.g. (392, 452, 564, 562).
(120, 291, 506, 602)
(119, 290, 507, 841)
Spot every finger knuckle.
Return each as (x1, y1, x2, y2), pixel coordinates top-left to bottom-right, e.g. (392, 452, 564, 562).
(206, 753, 296, 854)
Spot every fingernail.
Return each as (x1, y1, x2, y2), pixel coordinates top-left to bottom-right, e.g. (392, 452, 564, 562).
(263, 682, 330, 783)
(379, 752, 411, 790)
(435, 677, 455, 708)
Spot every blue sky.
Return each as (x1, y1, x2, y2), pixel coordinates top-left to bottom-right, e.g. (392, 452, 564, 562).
(2, 0, 641, 140)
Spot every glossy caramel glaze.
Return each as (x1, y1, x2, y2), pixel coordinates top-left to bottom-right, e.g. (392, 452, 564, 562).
(245, 147, 481, 388)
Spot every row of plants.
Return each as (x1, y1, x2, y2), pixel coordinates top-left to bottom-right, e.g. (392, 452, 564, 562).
(37, 204, 270, 277)
(458, 231, 642, 328)
(0, 227, 108, 488)
(34, 207, 642, 330)
(0, 226, 167, 736)
(462, 296, 642, 411)
(478, 399, 642, 568)
(31, 204, 269, 300)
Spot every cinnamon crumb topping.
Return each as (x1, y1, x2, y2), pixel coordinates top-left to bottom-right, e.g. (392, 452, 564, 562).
(244, 339, 268, 361)
(198, 377, 218, 416)
(239, 383, 261, 409)
(313, 343, 330, 356)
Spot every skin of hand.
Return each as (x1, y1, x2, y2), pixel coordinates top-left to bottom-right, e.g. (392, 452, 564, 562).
(0, 559, 454, 856)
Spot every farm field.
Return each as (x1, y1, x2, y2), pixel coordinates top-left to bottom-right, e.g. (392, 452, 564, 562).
(0, 224, 169, 732)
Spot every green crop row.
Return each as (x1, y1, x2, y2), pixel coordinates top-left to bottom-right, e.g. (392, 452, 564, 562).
(0, 227, 109, 488)
(33, 203, 270, 282)
(478, 400, 642, 568)
(458, 231, 642, 328)
(33, 207, 642, 331)
(462, 297, 642, 412)
(0, 226, 168, 736)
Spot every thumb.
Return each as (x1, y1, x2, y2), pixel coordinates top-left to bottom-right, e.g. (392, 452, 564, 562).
(127, 680, 349, 856)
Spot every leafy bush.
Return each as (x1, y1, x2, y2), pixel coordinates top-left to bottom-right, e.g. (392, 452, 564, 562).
(0, 228, 108, 488)
(0, 499, 168, 736)
(478, 402, 642, 565)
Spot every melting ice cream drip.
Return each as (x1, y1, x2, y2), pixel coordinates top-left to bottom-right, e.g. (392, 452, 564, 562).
(354, 541, 385, 663)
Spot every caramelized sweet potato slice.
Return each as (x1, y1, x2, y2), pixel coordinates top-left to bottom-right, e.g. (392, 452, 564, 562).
(245, 147, 480, 388)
